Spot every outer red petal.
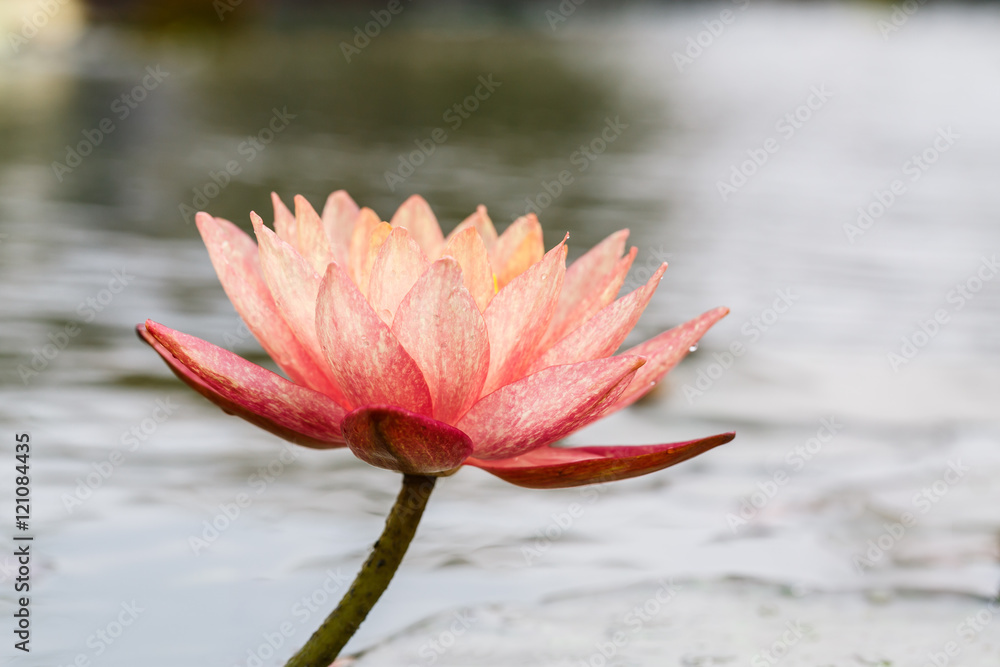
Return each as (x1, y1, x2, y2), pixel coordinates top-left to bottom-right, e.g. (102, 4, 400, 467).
(341, 405, 473, 475)
(465, 432, 735, 488)
(138, 322, 347, 449)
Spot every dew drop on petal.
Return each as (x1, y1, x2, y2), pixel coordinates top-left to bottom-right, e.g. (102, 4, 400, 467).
(688, 344, 698, 352)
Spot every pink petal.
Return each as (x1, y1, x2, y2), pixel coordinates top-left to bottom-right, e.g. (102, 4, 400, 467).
(348, 209, 387, 294)
(481, 238, 567, 395)
(367, 227, 430, 325)
(391, 258, 490, 424)
(465, 432, 735, 489)
(321, 190, 360, 265)
(194, 212, 341, 399)
(531, 263, 667, 372)
(490, 214, 544, 289)
(293, 194, 335, 275)
(540, 230, 635, 351)
(440, 225, 495, 312)
(270, 192, 297, 245)
(141, 321, 347, 449)
(389, 195, 445, 259)
(342, 405, 473, 474)
(316, 262, 433, 415)
(606, 306, 730, 412)
(458, 355, 645, 460)
(446, 205, 497, 251)
(251, 213, 326, 360)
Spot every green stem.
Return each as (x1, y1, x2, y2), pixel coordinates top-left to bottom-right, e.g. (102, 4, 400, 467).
(284, 474, 437, 667)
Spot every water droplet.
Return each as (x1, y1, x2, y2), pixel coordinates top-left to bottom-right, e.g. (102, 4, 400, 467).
(688, 344, 698, 352)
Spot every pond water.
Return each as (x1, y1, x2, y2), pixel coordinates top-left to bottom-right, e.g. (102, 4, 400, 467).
(1, 2, 999, 665)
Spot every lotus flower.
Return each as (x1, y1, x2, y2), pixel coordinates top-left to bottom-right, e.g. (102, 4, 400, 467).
(138, 192, 733, 488)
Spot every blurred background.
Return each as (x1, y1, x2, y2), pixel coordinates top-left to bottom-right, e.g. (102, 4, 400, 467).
(2, 0, 1000, 665)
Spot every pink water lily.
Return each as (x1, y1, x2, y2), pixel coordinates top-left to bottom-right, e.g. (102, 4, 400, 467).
(139, 192, 733, 488)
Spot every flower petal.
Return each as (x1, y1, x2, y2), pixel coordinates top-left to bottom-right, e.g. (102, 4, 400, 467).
(392, 258, 490, 424)
(481, 238, 567, 394)
(252, 213, 325, 358)
(607, 306, 730, 412)
(490, 214, 544, 289)
(531, 263, 667, 372)
(368, 227, 430, 325)
(465, 432, 734, 489)
(458, 355, 645, 460)
(293, 194, 335, 275)
(446, 204, 497, 252)
(316, 262, 433, 415)
(389, 194, 445, 259)
(270, 192, 297, 244)
(342, 405, 473, 474)
(348, 209, 387, 294)
(440, 225, 495, 312)
(140, 321, 347, 449)
(321, 190, 360, 265)
(194, 212, 340, 398)
(540, 229, 635, 351)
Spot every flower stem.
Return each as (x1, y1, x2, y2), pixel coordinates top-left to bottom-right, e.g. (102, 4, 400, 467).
(284, 474, 437, 667)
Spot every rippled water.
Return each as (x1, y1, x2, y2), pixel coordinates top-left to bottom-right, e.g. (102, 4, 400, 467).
(1, 3, 999, 666)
